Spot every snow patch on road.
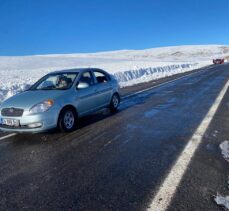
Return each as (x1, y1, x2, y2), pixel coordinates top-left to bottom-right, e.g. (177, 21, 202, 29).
(215, 193, 229, 209)
(215, 141, 229, 210)
(219, 141, 229, 162)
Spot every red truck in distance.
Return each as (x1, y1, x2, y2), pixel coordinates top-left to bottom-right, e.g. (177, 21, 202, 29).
(213, 58, 224, 64)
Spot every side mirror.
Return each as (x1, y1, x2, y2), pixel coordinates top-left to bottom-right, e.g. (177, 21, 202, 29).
(23, 84, 32, 91)
(77, 82, 89, 89)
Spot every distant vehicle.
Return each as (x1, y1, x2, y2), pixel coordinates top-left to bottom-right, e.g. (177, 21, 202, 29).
(0, 68, 120, 133)
(213, 58, 224, 64)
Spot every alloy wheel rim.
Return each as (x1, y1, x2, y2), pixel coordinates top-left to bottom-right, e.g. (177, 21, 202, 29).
(64, 111, 75, 129)
(113, 95, 119, 108)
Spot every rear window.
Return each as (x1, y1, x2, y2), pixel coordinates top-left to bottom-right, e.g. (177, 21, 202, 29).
(94, 71, 110, 84)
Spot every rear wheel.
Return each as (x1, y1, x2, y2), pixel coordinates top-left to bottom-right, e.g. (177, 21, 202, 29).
(58, 107, 77, 132)
(110, 93, 120, 112)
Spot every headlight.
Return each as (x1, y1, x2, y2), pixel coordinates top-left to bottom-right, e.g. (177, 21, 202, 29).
(30, 99, 54, 114)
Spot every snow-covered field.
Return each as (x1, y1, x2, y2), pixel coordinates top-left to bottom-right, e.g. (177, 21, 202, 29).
(0, 45, 229, 103)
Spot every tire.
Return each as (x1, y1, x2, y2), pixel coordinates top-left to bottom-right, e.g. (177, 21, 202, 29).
(58, 107, 77, 132)
(110, 93, 120, 112)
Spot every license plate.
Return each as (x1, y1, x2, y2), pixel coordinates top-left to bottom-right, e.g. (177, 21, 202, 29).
(1, 118, 20, 127)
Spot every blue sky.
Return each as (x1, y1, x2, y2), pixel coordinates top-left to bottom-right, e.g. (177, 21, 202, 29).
(0, 0, 228, 56)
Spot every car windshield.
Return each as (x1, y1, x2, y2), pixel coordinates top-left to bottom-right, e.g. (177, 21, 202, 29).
(30, 73, 78, 90)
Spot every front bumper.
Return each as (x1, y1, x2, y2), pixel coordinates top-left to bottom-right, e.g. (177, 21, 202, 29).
(0, 107, 59, 133)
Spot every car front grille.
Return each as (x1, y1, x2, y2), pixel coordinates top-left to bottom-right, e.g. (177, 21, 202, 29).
(1, 108, 24, 117)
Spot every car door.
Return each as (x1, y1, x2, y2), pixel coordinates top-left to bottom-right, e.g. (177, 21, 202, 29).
(75, 71, 100, 116)
(92, 70, 113, 107)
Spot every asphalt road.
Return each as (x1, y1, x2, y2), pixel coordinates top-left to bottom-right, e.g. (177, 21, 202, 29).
(0, 64, 229, 210)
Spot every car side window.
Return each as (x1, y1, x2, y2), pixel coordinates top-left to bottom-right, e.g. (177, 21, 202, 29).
(94, 71, 109, 84)
(77, 71, 94, 89)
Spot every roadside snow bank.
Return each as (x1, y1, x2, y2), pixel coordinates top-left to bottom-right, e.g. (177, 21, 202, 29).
(114, 63, 200, 87)
(0, 68, 51, 103)
(0, 62, 207, 103)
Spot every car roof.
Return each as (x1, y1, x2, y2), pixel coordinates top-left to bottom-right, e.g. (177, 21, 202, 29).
(51, 68, 106, 74)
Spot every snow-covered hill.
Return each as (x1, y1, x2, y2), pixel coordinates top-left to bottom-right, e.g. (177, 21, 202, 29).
(0, 45, 228, 103)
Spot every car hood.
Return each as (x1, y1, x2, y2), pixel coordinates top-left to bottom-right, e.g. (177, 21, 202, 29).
(1, 90, 66, 110)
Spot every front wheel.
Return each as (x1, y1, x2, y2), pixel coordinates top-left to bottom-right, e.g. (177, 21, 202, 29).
(58, 107, 77, 132)
(110, 93, 120, 112)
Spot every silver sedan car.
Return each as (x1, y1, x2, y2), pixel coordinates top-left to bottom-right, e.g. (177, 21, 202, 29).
(0, 68, 120, 133)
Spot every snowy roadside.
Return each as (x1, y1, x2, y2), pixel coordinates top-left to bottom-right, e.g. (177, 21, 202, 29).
(0, 61, 209, 103)
(1, 44, 229, 103)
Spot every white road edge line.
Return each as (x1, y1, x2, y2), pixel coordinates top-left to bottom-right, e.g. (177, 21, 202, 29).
(0, 133, 17, 141)
(148, 79, 229, 211)
(122, 65, 213, 100)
